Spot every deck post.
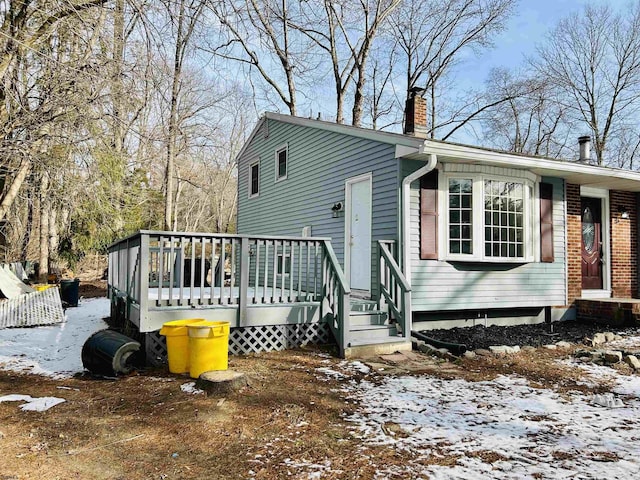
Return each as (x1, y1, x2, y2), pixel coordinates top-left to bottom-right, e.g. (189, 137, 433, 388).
(139, 233, 150, 331)
(238, 236, 250, 328)
(403, 290, 412, 340)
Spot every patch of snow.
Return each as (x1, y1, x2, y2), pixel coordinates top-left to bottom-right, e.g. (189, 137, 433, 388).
(315, 367, 347, 380)
(0, 394, 65, 411)
(180, 382, 204, 394)
(593, 393, 624, 408)
(0, 297, 109, 378)
(342, 374, 640, 478)
(561, 358, 640, 398)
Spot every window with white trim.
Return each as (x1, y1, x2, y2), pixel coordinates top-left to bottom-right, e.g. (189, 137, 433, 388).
(249, 160, 259, 197)
(275, 145, 288, 181)
(441, 169, 536, 262)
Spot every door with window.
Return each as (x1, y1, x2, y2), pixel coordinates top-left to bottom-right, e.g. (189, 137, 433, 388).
(581, 197, 603, 289)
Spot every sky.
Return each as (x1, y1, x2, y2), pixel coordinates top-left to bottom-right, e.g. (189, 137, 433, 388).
(465, 0, 613, 86)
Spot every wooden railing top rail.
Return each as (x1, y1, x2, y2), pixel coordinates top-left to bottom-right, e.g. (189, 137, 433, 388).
(378, 241, 411, 292)
(108, 230, 331, 250)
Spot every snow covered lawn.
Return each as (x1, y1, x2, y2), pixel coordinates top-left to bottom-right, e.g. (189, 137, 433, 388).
(0, 297, 109, 378)
(315, 354, 640, 479)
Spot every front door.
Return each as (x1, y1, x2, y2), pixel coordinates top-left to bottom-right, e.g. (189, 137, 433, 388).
(581, 197, 603, 290)
(346, 175, 372, 292)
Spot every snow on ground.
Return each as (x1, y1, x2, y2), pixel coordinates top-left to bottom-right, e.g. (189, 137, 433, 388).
(180, 382, 204, 395)
(0, 297, 109, 378)
(0, 394, 66, 411)
(317, 366, 640, 479)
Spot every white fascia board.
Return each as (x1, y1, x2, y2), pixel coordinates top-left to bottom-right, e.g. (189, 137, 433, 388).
(421, 140, 640, 191)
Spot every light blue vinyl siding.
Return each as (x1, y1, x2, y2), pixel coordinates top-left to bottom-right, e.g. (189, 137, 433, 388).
(237, 118, 400, 294)
(403, 159, 566, 310)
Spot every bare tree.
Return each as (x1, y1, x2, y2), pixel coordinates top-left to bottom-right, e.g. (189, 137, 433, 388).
(532, 3, 640, 165)
(207, 0, 305, 116)
(390, 0, 515, 137)
(481, 68, 572, 157)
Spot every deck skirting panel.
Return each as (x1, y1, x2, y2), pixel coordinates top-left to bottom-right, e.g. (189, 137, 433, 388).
(144, 321, 334, 366)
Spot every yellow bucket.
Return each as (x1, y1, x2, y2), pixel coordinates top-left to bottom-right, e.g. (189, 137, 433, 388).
(159, 319, 205, 374)
(34, 284, 56, 292)
(187, 321, 230, 378)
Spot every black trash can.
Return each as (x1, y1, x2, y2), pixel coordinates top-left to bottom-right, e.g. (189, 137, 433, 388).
(81, 329, 141, 376)
(60, 278, 80, 307)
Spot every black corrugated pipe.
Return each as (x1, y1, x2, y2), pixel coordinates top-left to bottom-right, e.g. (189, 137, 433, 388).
(412, 330, 467, 356)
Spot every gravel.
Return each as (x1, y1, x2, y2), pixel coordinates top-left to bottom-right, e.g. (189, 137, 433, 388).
(419, 321, 640, 350)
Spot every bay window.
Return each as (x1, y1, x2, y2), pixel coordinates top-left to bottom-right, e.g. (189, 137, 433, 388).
(440, 167, 537, 262)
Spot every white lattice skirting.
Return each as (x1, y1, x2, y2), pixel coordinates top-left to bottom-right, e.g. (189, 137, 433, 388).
(144, 322, 334, 365)
(0, 288, 65, 329)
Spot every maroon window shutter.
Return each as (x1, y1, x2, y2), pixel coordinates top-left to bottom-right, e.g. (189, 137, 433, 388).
(420, 170, 438, 260)
(540, 182, 554, 263)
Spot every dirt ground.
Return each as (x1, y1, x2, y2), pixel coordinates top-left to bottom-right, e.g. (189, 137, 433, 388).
(0, 337, 631, 480)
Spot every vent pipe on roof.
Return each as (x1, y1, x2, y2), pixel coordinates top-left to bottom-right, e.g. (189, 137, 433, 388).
(404, 87, 428, 138)
(578, 135, 591, 163)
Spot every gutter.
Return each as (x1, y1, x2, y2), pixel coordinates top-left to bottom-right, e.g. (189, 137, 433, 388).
(401, 151, 437, 283)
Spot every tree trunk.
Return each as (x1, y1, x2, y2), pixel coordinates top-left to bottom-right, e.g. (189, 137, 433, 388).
(20, 178, 33, 261)
(38, 173, 50, 282)
(0, 158, 31, 222)
(164, 0, 185, 232)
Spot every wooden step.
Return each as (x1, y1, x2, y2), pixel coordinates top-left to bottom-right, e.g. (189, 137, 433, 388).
(348, 310, 387, 326)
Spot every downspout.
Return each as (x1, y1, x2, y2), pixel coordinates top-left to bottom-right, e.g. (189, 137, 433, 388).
(401, 152, 437, 284)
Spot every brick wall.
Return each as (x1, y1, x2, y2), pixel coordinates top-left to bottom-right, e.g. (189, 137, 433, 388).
(610, 191, 638, 298)
(566, 183, 582, 304)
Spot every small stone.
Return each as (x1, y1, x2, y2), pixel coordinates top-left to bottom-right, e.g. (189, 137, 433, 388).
(593, 333, 607, 346)
(590, 351, 603, 361)
(474, 348, 492, 356)
(624, 355, 640, 370)
(463, 351, 476, 359)
(604, 332, 616, 342)
(555, 341, 572, 348)
(489, 345, 519, 355)
(574, 349, 591, 358)
(603, 350, 623, 364)
(437, 348, 450, 356)
(543, 344, 557, 350)
(521, 345, 536, 352)
(613, 334, 623, 341)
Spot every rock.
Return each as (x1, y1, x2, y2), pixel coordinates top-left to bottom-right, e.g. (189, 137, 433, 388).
(489, 345, 520, 355)
(474, 348, 492, 356)
(555, 341, 572, 349)
(195, 370, 248, 395)
(604, 332, 616, 342)
(586, 332, 607, 347)
(590, 351, 603, 361)
(574, 349, 591, 358)
(437, 348, 450, 356)
(521, 346, 536, 352)
(463, 351, 476, 359)
(593, 393, 624, 408)
(543, 344, 557, 350)
(603, 351, 623, 364)
(624, 355, 640, 370)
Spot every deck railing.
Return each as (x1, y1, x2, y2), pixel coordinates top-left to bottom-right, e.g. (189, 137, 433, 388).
(321, 241, 351, 356)
(378, 240, 411, 341)
(108, 231, 350, 347)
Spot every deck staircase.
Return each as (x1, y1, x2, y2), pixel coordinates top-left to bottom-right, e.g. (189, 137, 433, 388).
(340, 296, 411, 357)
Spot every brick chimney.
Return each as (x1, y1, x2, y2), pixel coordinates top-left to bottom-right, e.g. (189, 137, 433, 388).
(404, 87, 427, 137)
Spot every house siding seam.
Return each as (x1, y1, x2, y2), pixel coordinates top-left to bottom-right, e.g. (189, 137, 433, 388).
(404, 157, 566, 311)
(236, 118, 400, 296)
(566, 183, 582, 305)
(610, 191, 638, 298)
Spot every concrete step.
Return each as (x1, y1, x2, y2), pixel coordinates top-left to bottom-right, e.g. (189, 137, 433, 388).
(344, 339, 412, 358)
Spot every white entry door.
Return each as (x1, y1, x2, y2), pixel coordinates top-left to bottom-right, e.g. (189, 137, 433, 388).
(346, 174, 372, 292)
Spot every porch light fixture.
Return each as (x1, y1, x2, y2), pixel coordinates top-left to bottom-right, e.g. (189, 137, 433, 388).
(331, 202, 343, 218)
(618, 205, 630, 219)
